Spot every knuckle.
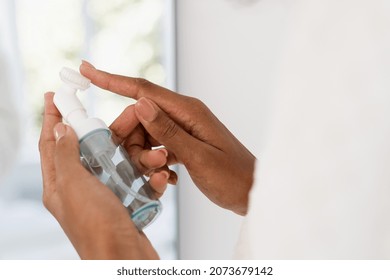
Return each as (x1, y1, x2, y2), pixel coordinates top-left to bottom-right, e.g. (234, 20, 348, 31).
(42, 192, 52, 210)
(134, 77, 151, 92)
(188, 97, 205, 107)
(188, 96, 203, 106)
(187, 97, 209, 115)
(135, 77, 150, 85)
(161, 118, 179, 140)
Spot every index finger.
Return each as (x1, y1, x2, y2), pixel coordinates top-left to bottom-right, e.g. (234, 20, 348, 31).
(79, 62, 186, 113)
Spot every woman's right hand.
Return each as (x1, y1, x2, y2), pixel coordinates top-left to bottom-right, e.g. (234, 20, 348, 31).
(80, 62, 256, 215)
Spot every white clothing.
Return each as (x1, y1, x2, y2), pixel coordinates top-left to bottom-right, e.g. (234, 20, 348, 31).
(237, 0, 390, 258)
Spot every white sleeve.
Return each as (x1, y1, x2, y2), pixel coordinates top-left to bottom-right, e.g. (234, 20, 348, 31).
(236, 0, 390, 259)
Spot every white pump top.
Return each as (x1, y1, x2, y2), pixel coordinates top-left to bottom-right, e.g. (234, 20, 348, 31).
(53, 67, 108, 140)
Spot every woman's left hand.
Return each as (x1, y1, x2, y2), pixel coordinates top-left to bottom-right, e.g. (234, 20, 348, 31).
(38, 92, 164, 259)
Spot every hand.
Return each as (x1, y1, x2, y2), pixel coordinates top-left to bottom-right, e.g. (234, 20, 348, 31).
(80, 62, 256, 215)
(39, 93, 165, 259)
(109, 103, 178, 193)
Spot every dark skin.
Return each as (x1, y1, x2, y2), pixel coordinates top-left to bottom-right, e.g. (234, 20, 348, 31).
(39, 93, 166, 259)
(80, 61, 256, 215)
(39, 62, 255, 259)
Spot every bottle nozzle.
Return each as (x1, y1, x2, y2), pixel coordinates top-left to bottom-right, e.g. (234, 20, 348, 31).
(54, 67, 108, 140)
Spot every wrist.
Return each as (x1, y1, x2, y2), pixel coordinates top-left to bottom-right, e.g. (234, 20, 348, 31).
(76, 222, 159, 260)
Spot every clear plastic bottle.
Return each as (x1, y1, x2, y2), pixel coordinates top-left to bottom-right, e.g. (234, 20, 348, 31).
(54, 67, 161, 230)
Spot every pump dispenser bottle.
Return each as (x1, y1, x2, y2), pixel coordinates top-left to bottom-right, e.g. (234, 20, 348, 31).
(54, 67, 161, 230)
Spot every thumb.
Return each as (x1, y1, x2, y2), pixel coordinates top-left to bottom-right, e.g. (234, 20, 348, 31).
(54, 123, 83, 177)
(134, 97, 202, 164)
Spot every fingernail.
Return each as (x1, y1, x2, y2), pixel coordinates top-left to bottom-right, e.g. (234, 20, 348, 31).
(135, 98, 157, 122)
(54, 123, 66, 141)
(159, 149, 168, 158)
(161, 171, 170, 180)
(81, 60, 96, 69)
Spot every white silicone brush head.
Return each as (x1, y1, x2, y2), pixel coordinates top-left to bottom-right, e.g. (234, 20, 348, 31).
(55, 67, 107, 139)
(60, 67, 91, 90)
